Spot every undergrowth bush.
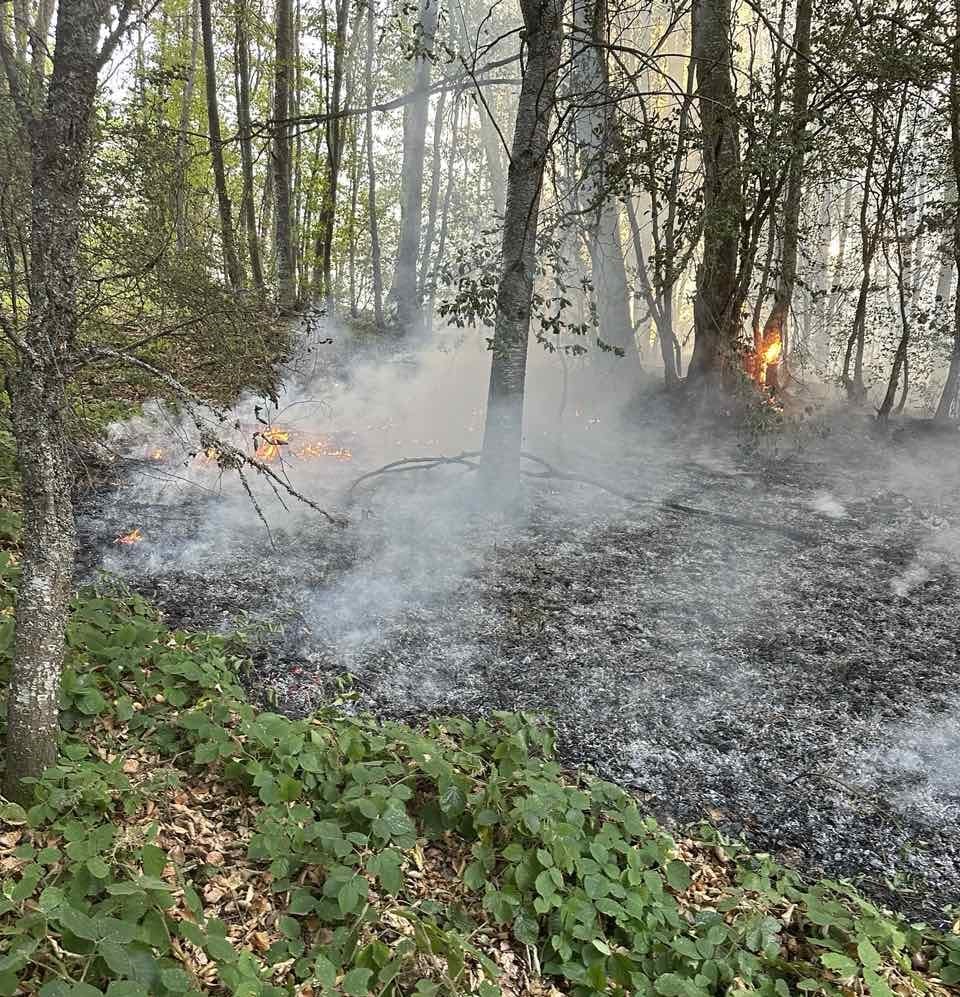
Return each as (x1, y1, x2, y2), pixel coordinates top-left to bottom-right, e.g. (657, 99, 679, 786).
(0, 560, 957, 996)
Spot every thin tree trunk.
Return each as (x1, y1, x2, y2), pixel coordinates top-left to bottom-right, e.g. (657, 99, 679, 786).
(571, 0, 638, 371)
(365, 0, 384, 327)
(199, 0, 243, 289)
(758, 0, 812, 374)
(482, 0, 564, 463)
(688, 0, 742, 384)
(236, 0, 265, 299)
(174, 0, 200, 253)
(420, 87, 447, 299)
(386, 0, 440, 332)
(273, 0, 297, 312)
(938, 10, 960, 422)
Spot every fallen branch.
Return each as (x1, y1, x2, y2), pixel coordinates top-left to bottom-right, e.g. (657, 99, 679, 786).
(82, 346, 347, 528)
(346, 452, 481, 499)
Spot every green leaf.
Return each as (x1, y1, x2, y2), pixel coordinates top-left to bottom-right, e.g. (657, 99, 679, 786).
(313, 955, 337, 988)
(58, 906, 99, 941)
(87, 856, 111, 879)
(863, 967, 895, 997)
(105, 985, 150, 997)
(665, 860, 691, 892)
(821, 953, 859, 978)
(159, 968, 190, 993)
(857, 938, 882, 971)
(141, 844, 166, 878)
(534, 870, 556, 899)
(341, 968, 374, 996)
(338, 877, 362, 914)
(0, 803, 27, 824)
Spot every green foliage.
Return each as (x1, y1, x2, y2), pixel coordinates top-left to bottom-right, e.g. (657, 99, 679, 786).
(0, 590, 955, 996)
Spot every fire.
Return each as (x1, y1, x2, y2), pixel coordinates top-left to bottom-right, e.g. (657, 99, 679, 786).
(254, 427, 291, 462)
(294, 439, 353, 461)
(115, 527, 143, 545)
(147, 447, 166, 461)
(755, 329, 783, 387)
(196, 447, 221, 466)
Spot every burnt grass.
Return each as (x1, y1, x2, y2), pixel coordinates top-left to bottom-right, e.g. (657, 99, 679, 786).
(76, 363, 960, 927)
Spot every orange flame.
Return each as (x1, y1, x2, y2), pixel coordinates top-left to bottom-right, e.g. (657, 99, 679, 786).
(147, 447, 166, 461)
(294, 438, 353, 461)
(756, 329, 783, 386)
(115, 528, 143, 545)
(254, 427, 291, 462)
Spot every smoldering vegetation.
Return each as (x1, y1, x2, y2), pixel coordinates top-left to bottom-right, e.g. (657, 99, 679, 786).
(77, 328, 960, 924)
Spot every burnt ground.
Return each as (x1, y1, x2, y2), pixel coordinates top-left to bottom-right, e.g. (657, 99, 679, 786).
(76, 339, 960, 926)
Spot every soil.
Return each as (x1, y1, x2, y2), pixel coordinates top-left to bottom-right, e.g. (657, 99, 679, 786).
(76, 334, 960, 926)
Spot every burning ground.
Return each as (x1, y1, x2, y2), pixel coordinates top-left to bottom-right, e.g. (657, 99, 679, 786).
(77, 334, 960, 925)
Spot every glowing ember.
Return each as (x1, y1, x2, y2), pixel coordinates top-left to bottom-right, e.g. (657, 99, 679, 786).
(294, 439, 353, 460)
(115, 528, 143, 545)
(196, 447, 221, 466)
(254, 427, 291, 462)
(147, 447, 166, 461)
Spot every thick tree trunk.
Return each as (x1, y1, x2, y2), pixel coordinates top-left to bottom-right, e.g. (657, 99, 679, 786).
(0, 0, 107, 802)
(688, 0, 742, 384)
(236, 0, 265, 299)
(273, 0, 297, 312)
(571, 0, 638, 371)
(420, 88, 447, 298)
(759, 0, 813, 360)
(199, 0, 243, 290)
(386, 0, 439, 332)
(482, 0, 564, 463)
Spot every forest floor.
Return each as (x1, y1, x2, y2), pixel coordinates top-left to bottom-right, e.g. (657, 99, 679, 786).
(77, 331, 960, 927)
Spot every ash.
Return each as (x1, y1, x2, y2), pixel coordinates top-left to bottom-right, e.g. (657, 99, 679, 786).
(77, 330, 960, 924)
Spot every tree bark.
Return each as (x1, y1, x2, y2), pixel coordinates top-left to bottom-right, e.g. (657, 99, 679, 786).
(385, 0, 440, 332)
(938, 10, 960, 422)
(571, 0, 638, 371)
(199, 0, 243, 290)
(688, 0, 742, 384)
(482, 0, 564, 463)
(174, 0, 200, 253)
(758, 0, 812, 361)
(236, 0, 265, 299)
(273, 0, 297, 312)
(0, 0, 110, 803)
(365, 0, 384, 327)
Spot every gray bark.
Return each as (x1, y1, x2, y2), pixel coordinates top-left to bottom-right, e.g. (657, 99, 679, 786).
(199, 0, 243, 290)
(0, 0, 113, 803)
(236, 0, 265, 298)
(386, 0, 439, 332)
(688, 0, 742, 383)
(571, 0, 638, 371)
(482, 0, 565, 463)
(938, 12, 960, 422)
(273, 0, 297, 312)
(365, 0, 384, 326)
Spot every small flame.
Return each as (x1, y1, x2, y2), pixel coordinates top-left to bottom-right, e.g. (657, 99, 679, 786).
(254, 427, 291, 462)
(756, 329, 783, 386)
(294, 438, 353, 461)
(196, 447, 221, 466)
(115, 527, 143, 545)
(147, 447, 166, 461)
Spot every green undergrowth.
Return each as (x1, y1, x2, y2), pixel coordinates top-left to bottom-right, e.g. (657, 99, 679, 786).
(0, 566, 957, 997)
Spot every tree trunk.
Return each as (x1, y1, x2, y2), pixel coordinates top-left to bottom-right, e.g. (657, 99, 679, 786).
(314, 0, 351, 307)
(236, 0, 265, 299)
(174, 0, 200, 253)
(482, 0, 564, 463)
(364, 1, 384, 327)
(386, 0, 439, 332)
(0, 0, 109, 803)
(571, 0, 638, 371)
(759, 0, 812, 362)
(688, 0, 742, 384)
(273, 0, 297, 312)
(420, 87, 447, 299)
(199, 0, 243, 290)
(938, 11, 960, 422)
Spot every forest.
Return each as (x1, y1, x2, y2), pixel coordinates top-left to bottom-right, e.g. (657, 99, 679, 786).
(0, 0, 960, 995)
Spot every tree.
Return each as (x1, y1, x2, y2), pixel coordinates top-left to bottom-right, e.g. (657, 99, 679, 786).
(482, 0, 565, 463)
(199, 0, 243, 289)
(570, 0, 638, 371)
(0, 0, 137, 803)
(274, 0, 297, 312)
(688, 0, 742, 384)
(385, 0, 440, 332)
(758, 0, 814, 368)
